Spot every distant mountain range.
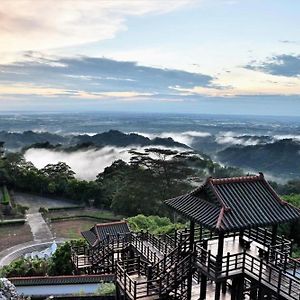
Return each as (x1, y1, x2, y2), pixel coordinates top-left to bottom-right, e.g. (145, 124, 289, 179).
(2, 129, 300, 180)
(217, 139, 300, 178)
(0, 130, 189, 151)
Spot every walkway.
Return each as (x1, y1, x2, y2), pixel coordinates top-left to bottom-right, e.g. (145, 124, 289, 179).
(26, 212, 53, 242)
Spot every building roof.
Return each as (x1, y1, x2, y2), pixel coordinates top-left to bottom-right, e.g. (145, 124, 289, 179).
(9, 274, 114, 286)
(165, 173, 300, 232)
(82, 220, 130, 246)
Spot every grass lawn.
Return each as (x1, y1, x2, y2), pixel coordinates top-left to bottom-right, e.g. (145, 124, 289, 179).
(51, 219, 99, 239)
(0, 224, 33, 252)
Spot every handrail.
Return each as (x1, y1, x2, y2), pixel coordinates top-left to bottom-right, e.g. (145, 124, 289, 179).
(269, 249, 300, 278)
(244, 227, 291, 254)
(244, 254, 300, 300)
(131, 234, 160, 265)
(116, 259, 161, 299)
(151, 236, 189, 279)
(138, 231, 173, 254)
(195, 247, 300, 299)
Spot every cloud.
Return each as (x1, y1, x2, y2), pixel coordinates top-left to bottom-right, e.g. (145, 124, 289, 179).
(0, 55, 213, 100)
(215, 132, 262, 146)
(134, 131, 211, 146)
(24, 145, 188, 180)
(245, 54, 300, 77)
(273, 134, 300, 142)
(0, 0, 196, 61)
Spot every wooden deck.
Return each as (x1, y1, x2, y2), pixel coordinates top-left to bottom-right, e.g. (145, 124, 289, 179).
(207, 236, 262, 259)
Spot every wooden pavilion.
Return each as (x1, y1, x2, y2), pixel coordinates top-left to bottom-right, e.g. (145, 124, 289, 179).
(71, 173, 300, 300)
(165, 172, 300, 299)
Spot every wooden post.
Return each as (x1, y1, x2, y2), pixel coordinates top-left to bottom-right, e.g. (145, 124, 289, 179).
(239, 229, 244, 245)
(236, 275, 244, 300)
(271, 224, 278, 246)
(199, 273, 207, 300)
(250, 280, 257, 300)
(189, 220, 195, 251)
(221, 280, 227, 294)
(199, 224, 203, 242)
(215, 232, 225, 300)
(217, 232, 225, 272)
(231, 277, 237, 300)
(215, 282, 222, 300)
(187, 220, 195, 300)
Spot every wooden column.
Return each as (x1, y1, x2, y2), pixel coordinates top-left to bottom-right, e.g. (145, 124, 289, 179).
(236, 276, 244, 299)
(217, 232, 225, 259)
(250, 280, 257, 300)
(231, 277, 237, 300)
(189, 220, 195, 250)
(187, 220, 195, 300)
(239, 229, 244, 245)
(215, 232, 225, 300)
(271, 224, 278, 246)
(231, 275, 244, 299)
(199, 239, 208, 300)
(222, 280, 227, 294)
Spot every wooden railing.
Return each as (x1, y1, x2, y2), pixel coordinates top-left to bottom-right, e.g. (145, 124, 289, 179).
(269, 250, 300, 278)
(116, 252, 193, 299)
(158, 233, 177, 248)
(244, 227, 292, 254)
(243, 254, 300, 300)
(137, 231, 173, 255)
(195, 246, 300, 299)
(195, 244, 218, 276)
(116, 257, 161, 299)
(151, 236, 189, 279)
(159, 253, 193, 295)
(71, 245, 91, 269)
(131, 234, 160, 265)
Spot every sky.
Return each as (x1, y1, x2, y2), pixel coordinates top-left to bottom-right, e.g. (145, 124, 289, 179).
(0, 0, 300, 115)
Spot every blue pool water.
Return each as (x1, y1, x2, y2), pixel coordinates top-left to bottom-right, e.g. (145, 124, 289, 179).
(16, 283, 102, 296)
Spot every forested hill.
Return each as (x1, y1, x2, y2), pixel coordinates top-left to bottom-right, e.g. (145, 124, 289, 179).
(0, 130, 189, 151)
(217, 139, 300, 178)
(0, 131, 66, 151)
(69, 130, 188, 149)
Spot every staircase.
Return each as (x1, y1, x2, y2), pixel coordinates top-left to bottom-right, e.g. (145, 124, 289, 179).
(116, 233, 194, 299)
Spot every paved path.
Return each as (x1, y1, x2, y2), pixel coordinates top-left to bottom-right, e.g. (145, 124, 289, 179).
(26, 212, 53, 242)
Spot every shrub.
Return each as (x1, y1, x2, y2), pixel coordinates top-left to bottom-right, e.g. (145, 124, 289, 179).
(95, 283, 116, 296)
(127, 214, 185, 235)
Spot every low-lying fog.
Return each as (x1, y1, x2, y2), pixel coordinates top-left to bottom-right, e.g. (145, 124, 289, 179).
(24, 145, 186, 181)
(24, 147, 133, 180)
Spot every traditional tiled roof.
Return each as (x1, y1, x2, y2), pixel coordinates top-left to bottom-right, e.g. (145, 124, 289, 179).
(9, 274, 114, 286)
(165, 173, 300, 232)
(82, 220, 130, 246)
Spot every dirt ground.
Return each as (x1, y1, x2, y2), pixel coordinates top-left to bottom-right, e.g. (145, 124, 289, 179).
(51, 219, 97, 239)
(0, 224, 33, 252)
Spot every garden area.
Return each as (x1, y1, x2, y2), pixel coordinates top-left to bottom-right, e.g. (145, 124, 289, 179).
(44, 207, 124, 239)
(0, 223, 32, 252)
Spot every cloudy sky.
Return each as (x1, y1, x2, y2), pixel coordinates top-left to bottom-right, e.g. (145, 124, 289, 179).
(0, 0, 299, 115)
